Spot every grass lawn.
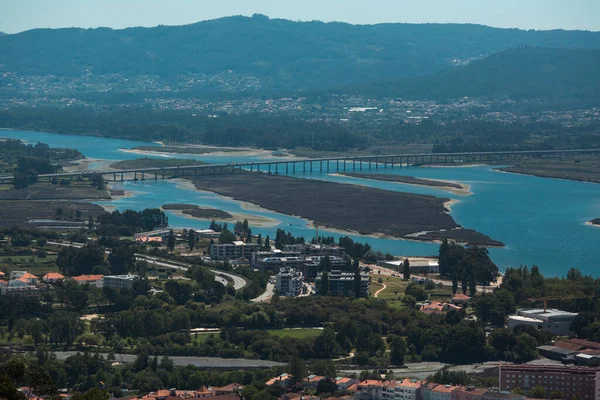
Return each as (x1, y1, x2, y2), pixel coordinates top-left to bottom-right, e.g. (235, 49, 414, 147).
(0, 256, 59, 276)
(267, 328, 323, 339)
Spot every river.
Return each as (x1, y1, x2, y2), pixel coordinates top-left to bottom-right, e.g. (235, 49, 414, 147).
(2, 129, 600, 277)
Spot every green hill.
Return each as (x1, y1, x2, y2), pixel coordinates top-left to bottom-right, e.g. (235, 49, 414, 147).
(353, 47, 600, 102)
(1, 15, 600, 91)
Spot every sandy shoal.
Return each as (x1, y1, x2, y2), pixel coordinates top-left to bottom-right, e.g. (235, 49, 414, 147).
(330, 173, 472, 196)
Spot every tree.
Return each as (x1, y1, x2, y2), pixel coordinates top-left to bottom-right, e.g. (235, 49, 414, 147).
(403, 259, 411, 280)
(288, 355, 307, 384)
(264, 235, 270, 249)
(241, 386, 258, 400)
(452, 273, 458, 295)
(188, 229, 196, 251)
(219, 229, 235, 244)
(314, 327, 338, 358)
(529, 386, 546, 399)
(75, 210, 82, 220)
(88, 216, 95, 231)
(311, 360, 336, 377)
(167, 230, 175, 251)
(405, 282, 428, 301)
(469, 271, 477, 296)
(56, 207, 64, 219)
(549, 391, 564, 399)
(13, 172, 29, 189)
(388, 334, 407, 365)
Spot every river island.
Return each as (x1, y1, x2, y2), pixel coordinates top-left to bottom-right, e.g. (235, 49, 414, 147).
(335, 172, 471, 195)
(187, 172, 503, 247)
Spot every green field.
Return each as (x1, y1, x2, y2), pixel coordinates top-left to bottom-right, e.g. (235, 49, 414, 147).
(0, 255, 59, 276)
(267, 328, 323, 339)
(371, 274, 454, 307)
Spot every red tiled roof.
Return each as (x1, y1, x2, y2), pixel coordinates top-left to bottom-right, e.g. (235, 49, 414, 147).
(358, 380, 384, 387)
(72, 274, 103, 282)
(43, 272, 65, 279)
(432, 385, 456, 393)
(398, 379, 422, 389)
(20, 272, 38, 279)
(453, 294, 470, 300)
(0, 280, 8, 286)
(347, 384, 358, 392)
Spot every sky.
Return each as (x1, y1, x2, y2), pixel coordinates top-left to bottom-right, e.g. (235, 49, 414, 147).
(1, 0, 599, 34)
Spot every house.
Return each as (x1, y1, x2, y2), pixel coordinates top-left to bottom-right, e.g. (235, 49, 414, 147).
(452, 294, 471, 305)
(430, 385, 457, 400)
(72, 275, 104, 288)
(451, 387, 488, 400)
(1, 285, 40, 298)
(394, 379, 422, 400)
(420, 302, 462, 315)
(356, 380, 385, 400)
(10, 271, 28, 280)
(211, 383, 242, 396)
(266, 374, 295, 389)
(136, 236, 163, 244)
(421, 383, 439, 400)
(336, 377, 356, 391)
(0, 271, 5, 279)
(43, 272, 65, 283)
(16, 272, 38, 285)
(305, 375, 326, 389)
(0, 280, 7, 287)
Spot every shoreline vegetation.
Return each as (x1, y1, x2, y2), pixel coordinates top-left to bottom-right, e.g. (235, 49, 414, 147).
(496, 157, 600, 183)
(335, 172, 472, 196)
(188, 172, 503, 247)
(161, 202, 280, 228)
(109, 157, 206, 170)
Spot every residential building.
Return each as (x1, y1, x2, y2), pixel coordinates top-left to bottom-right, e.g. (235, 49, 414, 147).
(256, 256, 308, 273)
(356, 380, 385, 400)
(1, 285, 40, 298)
(103, 275, 138, 290)
(316, 270, 369, 297)
(0, 280, 7, 287)
(395, 379, 422, 400)
(72, 274, 104, 288)
(452, 294, 471, 305)
(499, 364, 600, 400)
(12, 272, 38, 284)
(421, 383, 439, 400)
(9, 271, 28, 280)
(194, 229, 220, 239)
(136, 236, 163, 244)
(305, 375, 326, 389)
(8, 278, 30, 287)
(134, 229, 171, 240)
(275, 268, 304, 297)
(380, 259, 439, 274)
(210, 241, 260, 260)
(508, 308, 578, 336)
(451, 387, 487, 400)
(0, 271, 5, 279)
(266, 373, 295, 389)
(43, 272, 65, 283)
(336, 377, 357, 391)
(430, 385, 457, 400)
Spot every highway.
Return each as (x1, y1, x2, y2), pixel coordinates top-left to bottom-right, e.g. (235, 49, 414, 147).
(48, 241, 247, 290)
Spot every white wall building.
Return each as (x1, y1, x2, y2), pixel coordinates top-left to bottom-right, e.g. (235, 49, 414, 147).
(210, 241, 260, 260)
(275, 268, 304, 297)
(103, 275, 138, 290)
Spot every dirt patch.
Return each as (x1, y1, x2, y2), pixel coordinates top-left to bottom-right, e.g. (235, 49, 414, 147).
(337, 172, 471, 195)
(188, 172, 502, 246)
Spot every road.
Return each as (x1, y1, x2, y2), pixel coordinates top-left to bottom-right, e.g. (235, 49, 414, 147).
(251, 282, 275, 303)
(51, 351, 285, 368)
(48, 241, 247, 290)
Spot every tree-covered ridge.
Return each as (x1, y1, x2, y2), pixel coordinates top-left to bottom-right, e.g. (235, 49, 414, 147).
(1, 15, 600, 90)
(0, 139, 83, 174)
(348, 47, 600, 102)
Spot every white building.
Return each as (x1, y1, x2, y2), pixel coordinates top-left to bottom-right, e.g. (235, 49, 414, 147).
(508, 308, 578, 336)
(275, 268, 304, 297)
(210, 241, 260, 260)
(103, 275, 138, 290)
(1, 285, 40, 298)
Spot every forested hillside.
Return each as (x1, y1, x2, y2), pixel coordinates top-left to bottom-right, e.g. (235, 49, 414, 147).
(1, 15, 600, 90)
(352, 47, 600, 102)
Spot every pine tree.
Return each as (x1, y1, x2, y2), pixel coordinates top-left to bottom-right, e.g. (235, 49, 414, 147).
(320, 272, 329, 295)
(188, 229, 196, 251)
(403, 259, 411, 280)
(353, 261, 362, 298)
(452, 273, 458, 295)
(469, 271, 477, 296)
(167, 230, 175, 251)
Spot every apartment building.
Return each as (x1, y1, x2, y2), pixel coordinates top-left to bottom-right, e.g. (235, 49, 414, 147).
(210, 241, 260, 260)
(316, 270, 370, 297)
(499, 364, 600, 400)
(103, 275, 138, 290)
(356, 380, 386, 400)
(430, 385, 457, 400)
(276, 268, 304, 297)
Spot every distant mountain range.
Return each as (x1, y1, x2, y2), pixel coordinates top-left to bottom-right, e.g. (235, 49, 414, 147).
(1, 14, 600, 91)
(348, 47, 600, 102)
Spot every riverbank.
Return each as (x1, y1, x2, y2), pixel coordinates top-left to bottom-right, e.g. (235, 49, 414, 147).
(164, 207, 280, 228)
(123, 145, 283, 158)
(496, 158, 600, 183)
(334, 172, 471, 196)
(587, 219, 600, 227)
(187, 172, 502, 247)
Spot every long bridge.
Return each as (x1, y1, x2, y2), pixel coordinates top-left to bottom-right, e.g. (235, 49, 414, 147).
(1, 148, 599, 184)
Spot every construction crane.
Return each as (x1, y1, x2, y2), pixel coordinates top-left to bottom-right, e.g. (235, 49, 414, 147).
(528, 295, 597, 312)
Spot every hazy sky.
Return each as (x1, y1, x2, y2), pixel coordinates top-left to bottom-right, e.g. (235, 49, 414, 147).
(1, 0, 599, 34)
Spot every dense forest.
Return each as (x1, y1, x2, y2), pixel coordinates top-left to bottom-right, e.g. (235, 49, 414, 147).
(1, 15, 600, 90)
(2, 107, 600, 152)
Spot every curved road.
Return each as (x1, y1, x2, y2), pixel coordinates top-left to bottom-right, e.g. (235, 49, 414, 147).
(48, 242, 247, 290)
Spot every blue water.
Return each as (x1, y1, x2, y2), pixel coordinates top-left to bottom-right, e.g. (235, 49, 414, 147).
(3, 129, 600, 277)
